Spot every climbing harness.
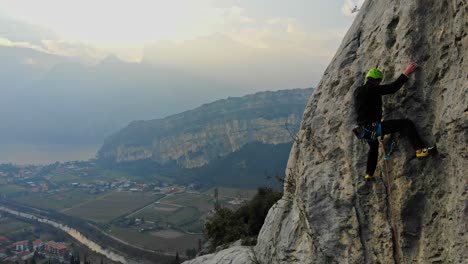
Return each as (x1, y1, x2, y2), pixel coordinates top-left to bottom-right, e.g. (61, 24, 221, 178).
(379, 139, 401, 264)
(352, 122, 382, 142)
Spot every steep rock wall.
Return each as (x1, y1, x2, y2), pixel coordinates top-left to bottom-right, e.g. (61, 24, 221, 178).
(256, 0, 467, 263)
(185, 0, 467, 263)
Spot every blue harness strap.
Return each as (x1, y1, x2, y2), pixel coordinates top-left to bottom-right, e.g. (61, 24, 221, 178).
(365, 122, 382, 142)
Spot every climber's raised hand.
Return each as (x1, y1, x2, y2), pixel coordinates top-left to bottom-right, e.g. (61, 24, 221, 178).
(403, 62, 418, 76)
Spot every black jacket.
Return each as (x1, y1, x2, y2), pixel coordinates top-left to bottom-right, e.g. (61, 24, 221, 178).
(354, 74, 409, 125)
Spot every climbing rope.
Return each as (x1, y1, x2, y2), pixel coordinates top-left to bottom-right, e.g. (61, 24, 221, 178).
(385, 140, 398, 160)
(379, 139, 401, 264)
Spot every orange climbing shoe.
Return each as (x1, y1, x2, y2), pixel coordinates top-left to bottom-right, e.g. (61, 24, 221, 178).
(365, 174, 375, 181)
(416, 147, 435, 158)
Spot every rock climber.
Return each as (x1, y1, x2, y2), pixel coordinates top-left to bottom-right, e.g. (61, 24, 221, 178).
(353, 63, 434, 181)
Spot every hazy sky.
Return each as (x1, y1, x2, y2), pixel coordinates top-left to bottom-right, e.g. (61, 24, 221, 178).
(0, 0, 366, 92)
(0, 0, 364, 61)
(0, 0, 366, 162)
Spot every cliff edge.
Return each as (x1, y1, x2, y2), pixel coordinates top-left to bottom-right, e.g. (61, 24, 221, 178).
(185, 0, 467, 263)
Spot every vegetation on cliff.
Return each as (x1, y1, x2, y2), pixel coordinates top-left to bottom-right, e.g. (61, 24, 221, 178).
(204, 187, 282, 250)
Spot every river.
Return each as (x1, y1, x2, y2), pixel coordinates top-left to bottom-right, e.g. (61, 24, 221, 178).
(0, 206, 134, 264)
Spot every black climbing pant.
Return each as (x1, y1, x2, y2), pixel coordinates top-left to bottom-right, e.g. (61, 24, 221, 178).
(366, 119, 424, 176)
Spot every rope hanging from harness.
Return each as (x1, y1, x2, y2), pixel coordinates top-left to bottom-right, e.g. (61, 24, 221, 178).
(385, 139, 398, 160)
(379, 139, 401, 264)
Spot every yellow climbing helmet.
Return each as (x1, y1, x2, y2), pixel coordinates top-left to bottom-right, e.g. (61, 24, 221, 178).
(366, 68, 383, 80)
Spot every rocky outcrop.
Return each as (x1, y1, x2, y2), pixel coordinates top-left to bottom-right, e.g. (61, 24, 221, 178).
(184, 246, 255, 264)
(184, 0, 467, 263)
(98, 88, 312, 168)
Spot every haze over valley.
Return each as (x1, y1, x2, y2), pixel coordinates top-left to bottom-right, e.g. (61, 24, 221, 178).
(0, 1, 386, 263)
(0, 8, 353, 165)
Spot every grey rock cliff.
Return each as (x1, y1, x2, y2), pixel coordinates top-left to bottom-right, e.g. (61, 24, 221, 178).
(98, 88, 312, 168)
(184, 0, 467, 263)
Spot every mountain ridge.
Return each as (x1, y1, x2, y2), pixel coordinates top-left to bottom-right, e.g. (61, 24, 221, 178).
(0, 44, 242, 145)
(98, 88, 313, 169)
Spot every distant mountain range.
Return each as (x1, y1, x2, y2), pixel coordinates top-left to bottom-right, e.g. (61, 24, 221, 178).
(0, 45, 245, 145)
(0, 16, 323, 148)
(97, 88, 313, 187)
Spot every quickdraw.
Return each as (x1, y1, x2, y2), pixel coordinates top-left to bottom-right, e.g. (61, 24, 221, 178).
(385, 139, 398, 160)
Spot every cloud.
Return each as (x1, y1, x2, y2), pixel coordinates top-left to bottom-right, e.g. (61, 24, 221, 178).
(0, 16, 57, 44)
(341, 0, 365, 17)
(226, 17, 344, 57)
(143, 28, 342, 90)
(0, 37, 48, 52)
(142, 8, 348, 89)
(0, 0, 231, 44)
(0, 15, 108, 62)
(223, 6, 255, 24)
(41, 40, 107, 61)
(0, 1, 351, 87)
(0, 1, 351, 63)
(0, 37, 107, 64)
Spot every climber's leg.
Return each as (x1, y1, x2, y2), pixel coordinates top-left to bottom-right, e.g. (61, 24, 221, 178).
(381, 119, 433, 158)
(366, 140, 379, 180)
(381, 119, 424, 149)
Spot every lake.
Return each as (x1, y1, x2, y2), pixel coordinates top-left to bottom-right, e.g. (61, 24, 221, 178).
(0, 143, 100, 164)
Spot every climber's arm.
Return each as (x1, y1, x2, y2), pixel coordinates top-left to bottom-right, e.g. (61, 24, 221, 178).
(377, 62, 418, 95)
(377, 74, 409, 95)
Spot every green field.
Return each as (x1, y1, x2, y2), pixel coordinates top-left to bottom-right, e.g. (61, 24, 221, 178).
(91, 169, 139, 181)
(138, 190, 253, 233)
(134, 205, 202, 232)
(49, 170, 157, 184)
(109, 226, 201, 255)
(159, 192, 214, 212)
(13, 190, 104, 211)
(133, 204, 179, 220)
(164, 207, 200, 226)
(152, 203, 179, 211)
(0, 184, 24, 195)
(65, 192, 164, 222)
(204, 187, 257, 200)
(134, 191, 220, 233)
(89, 169, 175, 184)
(49, 174, 88, 184)
(0, 217, 33, 236)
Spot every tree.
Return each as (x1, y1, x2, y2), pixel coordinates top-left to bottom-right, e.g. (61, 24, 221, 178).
(84, 254, 91, 264)
(28, 240, 33, 252)
(205, 206, 245, 249)
(172, 251, 180, 264)
(70, 253, 81, 264)
(205, 187, 282, 249)
(185, 248, 197, 259)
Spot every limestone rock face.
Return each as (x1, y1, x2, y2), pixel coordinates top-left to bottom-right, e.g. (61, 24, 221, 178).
(183, 246, 254, 264)
(98, 88, 312, 168)
(184, 0, 467, 263)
